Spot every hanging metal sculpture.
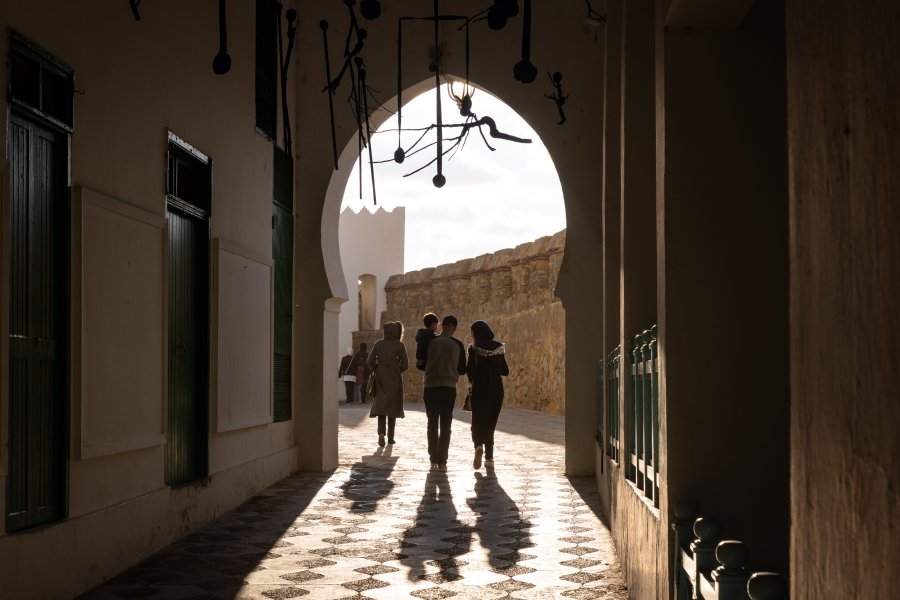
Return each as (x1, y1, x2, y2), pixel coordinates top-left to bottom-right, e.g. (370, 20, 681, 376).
(512, 0, 537, 83)
(320, 20, 339, 169)
(128, 0, 141, 21)
(320, 0, 550, 196)
(545, 71, 568, 125)
(276, 3, 298, 156)
(212, 0, 232, 75)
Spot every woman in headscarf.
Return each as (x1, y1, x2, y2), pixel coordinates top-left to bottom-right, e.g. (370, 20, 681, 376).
(367, 321, 409, 446)
(466, 320, 509, 469)
(338, 347, 356, 404)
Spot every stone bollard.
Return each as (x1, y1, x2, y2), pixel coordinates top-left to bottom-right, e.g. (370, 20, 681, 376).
(691, 517, 722, 573)
(747, 572, 788, 600)
(713, 540, 750, 600)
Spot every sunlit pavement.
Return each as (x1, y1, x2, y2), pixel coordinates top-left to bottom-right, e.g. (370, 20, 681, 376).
(81, 403, 628, 600)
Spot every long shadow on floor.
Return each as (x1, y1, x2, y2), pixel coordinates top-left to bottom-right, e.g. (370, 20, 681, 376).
(399, 471, 474, 584)
(467, 465, 535, 570)
(77, 473, 331, 599)
(340, 446, 398, 512)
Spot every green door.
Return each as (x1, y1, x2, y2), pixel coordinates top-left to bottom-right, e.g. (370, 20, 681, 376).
(166, 207, 209, 485)
(272, 203, 293, 421)
(7, 113, 68, 532)
(272, 146, 293, 422)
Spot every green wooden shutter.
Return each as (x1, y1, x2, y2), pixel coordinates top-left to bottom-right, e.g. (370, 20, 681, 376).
(272, 147, 293, 422)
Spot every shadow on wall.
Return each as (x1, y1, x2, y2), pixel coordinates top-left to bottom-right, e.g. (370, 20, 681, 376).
(381, 231, 567, 415)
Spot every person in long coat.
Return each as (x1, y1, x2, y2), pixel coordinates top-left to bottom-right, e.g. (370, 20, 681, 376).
(368, 321, 409, 446)
(466, 320, 509, 469)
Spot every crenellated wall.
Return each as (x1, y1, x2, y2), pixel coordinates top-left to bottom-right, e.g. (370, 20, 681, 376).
(381, 230, 566, 415)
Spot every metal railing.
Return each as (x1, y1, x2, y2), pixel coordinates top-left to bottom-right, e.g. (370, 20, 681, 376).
(626, 325, 659, 506)
(673, 501, 789, 600)
(606, 345, 621, 463)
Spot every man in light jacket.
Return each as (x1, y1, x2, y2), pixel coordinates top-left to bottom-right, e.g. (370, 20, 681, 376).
(423, 315, 467, 472)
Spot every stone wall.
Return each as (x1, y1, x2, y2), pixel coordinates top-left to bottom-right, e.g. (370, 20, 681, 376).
(381, 231, 566, 415)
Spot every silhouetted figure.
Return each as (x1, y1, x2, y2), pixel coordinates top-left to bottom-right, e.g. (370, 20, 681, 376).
(368, 322, 409, 446)
(423, 315, 467, 471)
(466, 320, 509, 468)
(339, 347, 356, 404)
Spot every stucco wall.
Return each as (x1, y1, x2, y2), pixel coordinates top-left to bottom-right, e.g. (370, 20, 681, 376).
(0, 2, 299, 597)
(382, 231, 565, 415)
(336, 206, 404, 398)
(787, 1, 900, 598)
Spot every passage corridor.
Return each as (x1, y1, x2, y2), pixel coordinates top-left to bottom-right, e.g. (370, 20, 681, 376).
(82, 404, 628, 599)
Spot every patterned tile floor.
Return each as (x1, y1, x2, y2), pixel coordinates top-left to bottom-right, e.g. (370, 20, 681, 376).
(80, 404, 629, 600)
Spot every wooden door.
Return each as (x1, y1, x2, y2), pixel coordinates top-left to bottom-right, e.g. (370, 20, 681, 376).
(7, 113, 68, 532)
(166, 207, 209, 485)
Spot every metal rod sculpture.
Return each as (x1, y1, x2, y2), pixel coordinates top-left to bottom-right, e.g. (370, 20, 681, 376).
(129, 0, 141, 21)
(319, 0, 541, 197)
(276, 3, 297, 156)
(212, 0, 232, 75)
(545, 71, 568, 125)
(432, 0, 445, 188)
(513, 0, 536, 83)
(320, 20, 339, 169)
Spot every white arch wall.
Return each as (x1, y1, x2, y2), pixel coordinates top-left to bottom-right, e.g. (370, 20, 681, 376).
(336, 206, 405, 397)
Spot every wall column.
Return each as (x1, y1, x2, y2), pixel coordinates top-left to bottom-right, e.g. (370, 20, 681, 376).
(659, 0, 789, 570)
(787, 1, 900, 597)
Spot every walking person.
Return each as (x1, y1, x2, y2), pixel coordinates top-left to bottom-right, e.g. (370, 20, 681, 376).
(367, 322, 409, 446)
(466, 320, 509, 469)
(415, 312, 439, 371)
(338, 347, 356, 404)
(353, 343, 370, 403)
(423, 315, 467, 472)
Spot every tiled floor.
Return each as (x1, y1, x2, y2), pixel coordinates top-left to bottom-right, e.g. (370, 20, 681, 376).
(81, 403, 629, 599)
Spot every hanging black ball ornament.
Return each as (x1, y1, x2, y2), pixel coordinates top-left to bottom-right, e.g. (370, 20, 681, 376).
(394, 148, 406, 164)
(498, 0, 519, 18)
(286, 8, 296, 22)
(552, 71, 563, 84)
(514, 59, 538, 84)
(432, 173, 446, 188)
(319, 20, 329, 30)
(360, 0, 382, 20)
(487, 5, 508, 30)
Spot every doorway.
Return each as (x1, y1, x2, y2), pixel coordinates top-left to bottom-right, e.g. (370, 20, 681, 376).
(6, 34, 74, 533)
(165, 133, 211, 486)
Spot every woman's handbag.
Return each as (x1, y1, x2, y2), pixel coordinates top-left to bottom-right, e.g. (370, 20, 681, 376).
(366, 369, 377, 400)
(462, 346, 477, 411)
(462, 386, 472, 411)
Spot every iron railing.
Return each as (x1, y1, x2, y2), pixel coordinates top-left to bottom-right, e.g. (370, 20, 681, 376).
(626, 325, 659, 506)
(673, 501, 789, 600)
(606, 345, 621, 463)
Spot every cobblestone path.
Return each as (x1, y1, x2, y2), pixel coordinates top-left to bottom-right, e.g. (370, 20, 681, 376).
(81, 404, 628, 600)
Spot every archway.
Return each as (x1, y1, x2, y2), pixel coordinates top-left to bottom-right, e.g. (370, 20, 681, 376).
(294, 1, 604, 474)
(333, 81, 567, 430)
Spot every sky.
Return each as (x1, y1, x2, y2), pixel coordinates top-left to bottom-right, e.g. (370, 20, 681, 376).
(340, 84, 566, 273)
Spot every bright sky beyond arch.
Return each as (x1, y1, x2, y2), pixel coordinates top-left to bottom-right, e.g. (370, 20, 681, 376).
(340, 84, 566, 273)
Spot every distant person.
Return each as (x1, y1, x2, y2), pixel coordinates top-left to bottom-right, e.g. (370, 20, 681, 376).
(415, 312, 440, 371)
(423, 315, 467, 472)
(466, 320, 509, 469)
(353, 343, 370, 403)
(338, 347, 355, 404)
(367, 322, 409, 446)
